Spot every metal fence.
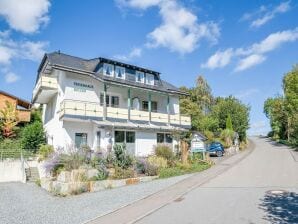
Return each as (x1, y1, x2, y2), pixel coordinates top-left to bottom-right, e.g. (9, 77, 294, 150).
(0, 149, 36, 161)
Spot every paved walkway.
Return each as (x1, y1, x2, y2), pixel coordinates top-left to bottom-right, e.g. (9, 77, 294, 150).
(90, 137, 298, 224)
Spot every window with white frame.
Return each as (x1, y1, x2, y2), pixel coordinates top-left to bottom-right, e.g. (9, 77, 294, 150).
(136, 71, 144, 83)
(157, 133, 173, 144)
(103, 63, 114, 76)
(146, 73, 154, 85)
(115, 66, 125, 79)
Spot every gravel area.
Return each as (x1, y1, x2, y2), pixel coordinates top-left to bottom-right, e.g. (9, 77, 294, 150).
(0, 174, 191, 224)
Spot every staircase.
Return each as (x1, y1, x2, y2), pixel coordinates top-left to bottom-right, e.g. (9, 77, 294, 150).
(25, 167, 40, 182)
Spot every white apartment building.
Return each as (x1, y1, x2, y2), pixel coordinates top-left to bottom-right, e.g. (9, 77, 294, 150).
(32, 52, 191, 156)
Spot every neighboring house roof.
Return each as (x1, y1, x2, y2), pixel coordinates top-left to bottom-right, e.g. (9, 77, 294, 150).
(192, 131, 207, 141)
(0, 90, 31, 109)
(39, 51, 188, 95)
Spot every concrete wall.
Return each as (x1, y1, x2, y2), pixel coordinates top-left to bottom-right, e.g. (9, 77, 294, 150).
(0, 161, 25, 183)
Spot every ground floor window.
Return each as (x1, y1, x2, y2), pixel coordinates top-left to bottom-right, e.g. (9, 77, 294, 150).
(96, 131, 101, 147)
(75, 133, 88, 148)
(157, 133, 173, 144)
(115, 131, 135, 143)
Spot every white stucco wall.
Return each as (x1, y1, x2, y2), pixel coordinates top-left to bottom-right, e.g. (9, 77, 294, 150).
(135, 131, 157, 156)
(0, 161, 25, 183)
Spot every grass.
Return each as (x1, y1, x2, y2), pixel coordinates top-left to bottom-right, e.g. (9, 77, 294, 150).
(159, 162, 211, 179)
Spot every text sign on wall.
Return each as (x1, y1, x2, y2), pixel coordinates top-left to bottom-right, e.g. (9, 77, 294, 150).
(74, 82, 94, 92)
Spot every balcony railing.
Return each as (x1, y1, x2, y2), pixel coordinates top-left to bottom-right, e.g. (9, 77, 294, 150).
(59, 100, 191, 127)
(32, 76, 58, 102)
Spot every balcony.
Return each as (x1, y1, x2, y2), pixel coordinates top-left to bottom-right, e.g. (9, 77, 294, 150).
(32, 76, 58, 104)
(59, 100, 191, 128)
(17, 109, 31, 122)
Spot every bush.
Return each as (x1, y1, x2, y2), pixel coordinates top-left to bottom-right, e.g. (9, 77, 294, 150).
(144, 162, 159, 176)
(0, 138, 21, 149)
(21, 122, 45, 153)
(136, 157, 146, 174)
(113, 144, 134, 169)
(113, 166, 135, 179)
(38, 144, 54, 161)
(159, 167, 184, 178)
(220, 129, 234, 148)
(155, 144, 174, 161)
(147, 156, 167, 169)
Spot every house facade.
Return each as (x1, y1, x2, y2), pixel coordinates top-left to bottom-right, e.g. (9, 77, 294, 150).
(32, 52, 191, 156)
(0, 90, 31, 123)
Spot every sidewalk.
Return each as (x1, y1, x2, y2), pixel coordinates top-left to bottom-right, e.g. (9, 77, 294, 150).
(87, 142, 255, 224)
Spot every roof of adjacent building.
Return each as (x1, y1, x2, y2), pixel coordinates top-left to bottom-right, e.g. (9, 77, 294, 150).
(0, 90, 31, 109)
(39, 51, 187, 95)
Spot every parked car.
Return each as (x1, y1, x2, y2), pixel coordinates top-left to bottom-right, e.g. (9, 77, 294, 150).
(207, 142, 225, 157)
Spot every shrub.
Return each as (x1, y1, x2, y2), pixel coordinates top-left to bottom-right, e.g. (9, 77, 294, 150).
(147, 156, 167, 169)
(159, 167, 183, 178)
(113, 166, 135, 179)
(220, 129, 234, 148)
(144, 162, 159, 176)
(136, 157, 146, 174)
(155, 144, 174, 161)
(113, 144, 134, 169)
(21, 122, 45, 153)
(38, 144, 54, 161)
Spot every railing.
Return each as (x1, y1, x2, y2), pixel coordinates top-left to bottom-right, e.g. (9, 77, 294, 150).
(59, 99, 191, 127)
(32, 76, 58, 98)
(0, 149, 35, 161)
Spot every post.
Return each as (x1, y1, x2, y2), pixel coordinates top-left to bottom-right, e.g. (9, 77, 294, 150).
(148, 92, 152, 123)
(167, 94, 170, 125)
(103, 83, 107, 121)
(127, 88, 131, 121)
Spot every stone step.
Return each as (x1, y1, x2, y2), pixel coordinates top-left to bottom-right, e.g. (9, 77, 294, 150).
(25, 167, 40, 182)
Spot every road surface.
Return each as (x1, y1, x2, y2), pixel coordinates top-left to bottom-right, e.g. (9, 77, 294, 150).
(91, 137, 298, 224)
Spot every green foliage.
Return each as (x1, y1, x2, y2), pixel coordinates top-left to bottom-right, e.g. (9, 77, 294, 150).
(0, 138, 21, 149)
(226, 114, 233, 130)
(159, 162, 210, 178)
(113, 166, 135, 179)
(38, 144, 54, 161)
(21, 121, 45, 153)
(113, 144, 134, 169)
(264, 65, 298, 146)
(220, 129, 234, 148)
(155, 144, 174, 161)
(0, 101, 19, 138)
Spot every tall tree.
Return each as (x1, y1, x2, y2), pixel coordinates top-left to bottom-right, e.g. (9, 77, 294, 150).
(0, 101, 19, 138)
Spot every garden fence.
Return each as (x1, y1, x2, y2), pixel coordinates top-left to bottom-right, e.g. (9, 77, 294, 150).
(0, 149, 36, 161)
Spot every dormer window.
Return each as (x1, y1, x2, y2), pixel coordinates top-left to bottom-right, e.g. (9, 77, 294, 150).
(146, 73, 154, 85)
(136, 71, 144, 83)
(115, 66, 125, 79)
(103, 63, 114, 76)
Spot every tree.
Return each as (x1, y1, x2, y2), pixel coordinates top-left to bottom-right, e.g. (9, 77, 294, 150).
(0, 101, 19, 138)
(226, 114, 233, 131)
(211, 96, 250, 141)
(21, 121, 45, 153)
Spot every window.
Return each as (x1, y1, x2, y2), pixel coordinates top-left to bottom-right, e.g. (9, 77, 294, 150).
(136, 71, 144, 83)
(126, 132, 135, 143)
(146, 73, 154, 85)
(115, 66, 125, 79)
(157, 133, 173, 144)
(157, 133, 165, 143)
(142, 101, 157, 112)
(100, 94, 110, 107)
(75, 133, 88, 148)
(111, 96, 119, 108)
(103, 63, 114, 76)
(96, 131, 101, 147)
(115, 131, 135, 143)
(115, 131, 125, 143)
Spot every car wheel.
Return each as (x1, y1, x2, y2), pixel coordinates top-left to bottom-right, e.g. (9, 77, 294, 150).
(216, 151, 223, 157)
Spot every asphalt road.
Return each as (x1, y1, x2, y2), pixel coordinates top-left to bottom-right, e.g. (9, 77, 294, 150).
(136, 137, 298, 224)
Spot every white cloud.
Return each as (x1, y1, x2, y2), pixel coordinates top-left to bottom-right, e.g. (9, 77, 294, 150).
(114, 47, 142, 61)
(203, 27, 298, 71)
(4, 72, 20, 83)
(0, 0, 50, 33)
(235, 88, 259, 99)
(117, 0, 220, 54)
(241, 1, 291, 28)
(235, 54, 266, 72)
(0, 45, 14, 64)
(201, 48, 233, 69)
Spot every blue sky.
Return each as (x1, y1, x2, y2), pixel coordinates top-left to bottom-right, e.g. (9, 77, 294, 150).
(0, 0, 297, 135)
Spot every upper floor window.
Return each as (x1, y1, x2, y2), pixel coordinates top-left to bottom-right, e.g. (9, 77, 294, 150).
(142, 101, 157, 112)
(103, 63, 114, 76)
(146, 73, 154, 85)
(115, 66, 125, 79)
(136, 71, 144, 83)
(100, 94, 119, 108)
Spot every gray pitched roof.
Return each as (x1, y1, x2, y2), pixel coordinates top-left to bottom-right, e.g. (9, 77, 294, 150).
(42, 52, 187, 95)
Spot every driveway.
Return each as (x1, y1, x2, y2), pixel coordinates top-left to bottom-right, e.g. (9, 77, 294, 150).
(0, 173, 191, 224)
(135, 137, 298, 224)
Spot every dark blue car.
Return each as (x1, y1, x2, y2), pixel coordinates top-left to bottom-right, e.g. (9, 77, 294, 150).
(207, 142, 225, 157)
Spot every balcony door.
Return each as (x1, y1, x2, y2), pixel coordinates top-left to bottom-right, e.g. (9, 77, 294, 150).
(132, 97, 140, 110)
